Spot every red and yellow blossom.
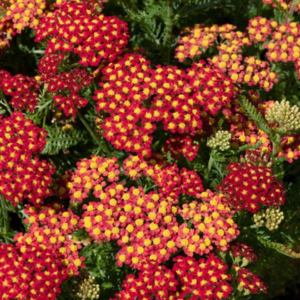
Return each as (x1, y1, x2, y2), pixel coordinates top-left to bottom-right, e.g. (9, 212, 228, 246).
(218, 162, 285, 212)
(94, 54, 235, 156)
(0, 243, 68, 300)
(113, 254, 233, 300)
(234, 265, 267, 294)
(35, 2, 129, 67)
(80, 185, 179, 269)
(0, 70, 40, 113)
(0, 112, 55, 206)
(15, 203, 84, 275)
(4, 0, 46, 33)
(177, 190, 239, 256)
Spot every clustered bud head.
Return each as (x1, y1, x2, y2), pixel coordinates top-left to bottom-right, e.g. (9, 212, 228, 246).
(265, 100, 300, 133)
(207, 130, 232, 151)
(77, 275, 100, 300)
(253, 207, 284, 231)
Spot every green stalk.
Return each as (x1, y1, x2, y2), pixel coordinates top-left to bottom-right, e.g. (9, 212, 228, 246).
(77, 110, 110, 154)
(289, 0, 300, 16)
(0, 195, 11, 234)
(271, 0, 293, 20)
(164, 0, 174, 65)
(0, 91, 12, 114)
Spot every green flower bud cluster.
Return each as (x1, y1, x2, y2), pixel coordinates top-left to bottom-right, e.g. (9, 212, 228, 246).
(265, 100, 300, 133)
(77, 275, 100, 300)
(253, 207, 284, 231)
(207, 130, 231, 151)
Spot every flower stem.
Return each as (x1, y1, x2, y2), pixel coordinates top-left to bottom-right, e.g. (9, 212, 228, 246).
(164, 0, 174, 65)
(0, 195, 11, 234)
(0, 91, 12, 114)
(77, 110, 109, 154)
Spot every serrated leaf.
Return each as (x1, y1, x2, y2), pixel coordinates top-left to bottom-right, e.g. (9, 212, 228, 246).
(43, 126, 87, 155)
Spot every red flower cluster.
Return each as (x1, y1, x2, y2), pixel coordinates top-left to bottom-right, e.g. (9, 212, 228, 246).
(234, 265, 267, 294)
(41, 67, 93, 117)
(176, 24, 249, 61)
(122, 154, 203, 199)
(4, 0, 46, 33)
(265, 21, 300, 78)
(247, 17, 275, 43)
(16, 203, 84, 275)
(37, 53, 65, 78)
(230, 242, 258, 262)
(80, 185, 179, 269)
(94, 54, 234, 155)
(53, 172, 71, 199)
(0, 112, 55, 206)
(0, 70, 40, 112)
(94, 54, 155, 156)
(177, 191, 239, 256)
(44, 69, 93, 94)
(186, 61, 234, 115)
(54, 0, 106, 10)
(69, 155, 239, 269)
(227, 56, 277, 91)
(113, 262, 178, 300)
(68, 156, 120, 202)
(0, 243, 68, 300)
(218, 162, 285, 212)
(173, 254, 232, 299)
(163, 134, 199, 161)
(35, 2, 129, 67)
(114, 254, 232, 300)
(176, 18, 295, 90)
(37, 55, 93, 116)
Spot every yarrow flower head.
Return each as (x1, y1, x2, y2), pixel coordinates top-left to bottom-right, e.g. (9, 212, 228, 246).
(122, 154, 204, 199)
(4, 0, 47, 33)
(230, 242, 258, 263)
(113, 261, 178, 300)
(253, 207, 284, 231)
(177, 190, 239, 256)
(163, 134, 199, 161)
(74, 272, 100, 300)
(35, 2, 129, 67)
(0, 70, 40, 113)
(247, 17, 275, 43)
(94, 54, 234, 156)
(66, 156, 237, 270)
(79, 185, 179, 269)
(94, 54, 156, 156)
(0, 242, 68, 300)
(0, 112, 55, 206)
(113, 254, 232, 300)
(207, 130, 232, 151)
(265, 100, 300, 133)
(218, 162, 286, 213)
(16, 203, 84, 276)
(68, 156, 120, 202)
(264, 21, 300, 78)
(234, 265, 267, 295)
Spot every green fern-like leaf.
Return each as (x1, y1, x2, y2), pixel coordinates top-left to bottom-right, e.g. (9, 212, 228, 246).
(239, 96, 274, 138)
(43, 126, 87, 155)
(257, 236, 300, 258)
